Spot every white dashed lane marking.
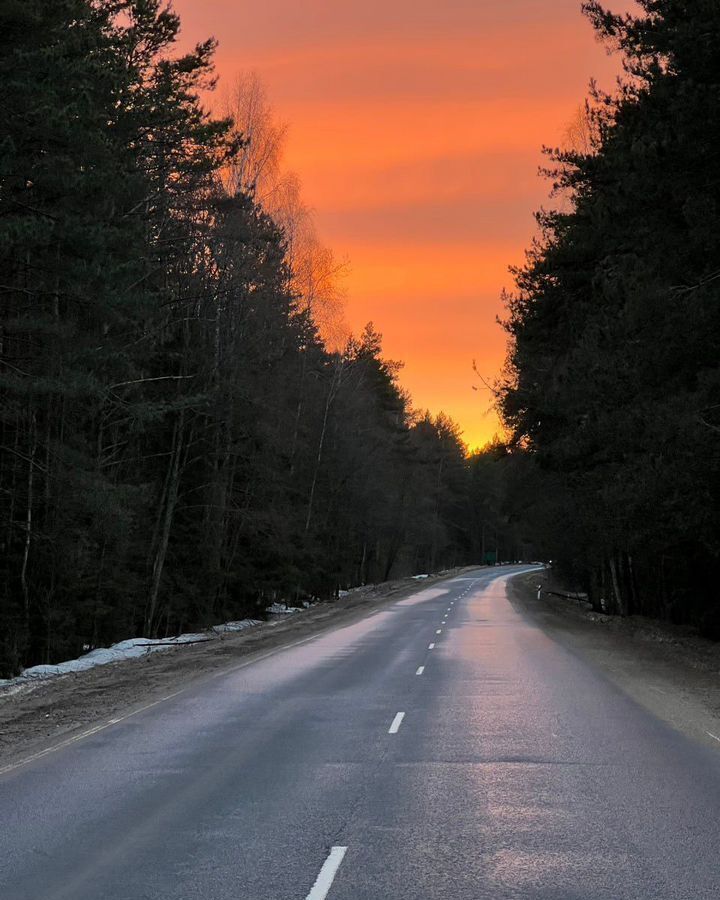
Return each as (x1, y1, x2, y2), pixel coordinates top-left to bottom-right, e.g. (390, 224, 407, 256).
(306, 846, 348, 900)
(388, 712, 405, 734)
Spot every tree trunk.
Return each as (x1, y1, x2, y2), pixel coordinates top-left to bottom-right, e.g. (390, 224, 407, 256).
(146, 410, 185, 636)
(20, 410, 37, 626)
(609, 554, 626, 617)
(305, 361, 343, 533)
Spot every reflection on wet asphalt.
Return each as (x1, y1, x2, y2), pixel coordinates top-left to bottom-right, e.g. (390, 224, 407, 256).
(2, 565, 719, 899)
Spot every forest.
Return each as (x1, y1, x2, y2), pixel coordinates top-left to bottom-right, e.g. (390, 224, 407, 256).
(500, 1, 720, 634)
(0, 1, 525, 677)
(5, 0, 717, 680)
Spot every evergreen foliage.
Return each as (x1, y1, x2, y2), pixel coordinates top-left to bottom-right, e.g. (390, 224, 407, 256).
(500, 1, 720, 630)
(0, 1, 494, 676)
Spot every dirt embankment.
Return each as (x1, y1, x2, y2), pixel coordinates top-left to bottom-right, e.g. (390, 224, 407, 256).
(510, 570, 720, 751)
(0, 570, 470, 768)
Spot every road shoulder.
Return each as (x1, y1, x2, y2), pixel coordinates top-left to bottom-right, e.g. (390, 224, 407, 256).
(509, 571, 720, 752)
(0, 570, 469, 769)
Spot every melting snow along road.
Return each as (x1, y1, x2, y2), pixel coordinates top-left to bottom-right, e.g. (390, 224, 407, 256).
(2, 566, 720, 899)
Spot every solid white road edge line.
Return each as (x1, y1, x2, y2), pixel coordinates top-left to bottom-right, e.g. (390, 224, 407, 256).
(0, 629, 325, 778)
(416, 666, 425, 675)
(306, 846, 348, 900)
(1, 569, 510, 778)
(707, 731, 720, 743)
(0, 688, 186, 778)
(389, 712, 405, 734)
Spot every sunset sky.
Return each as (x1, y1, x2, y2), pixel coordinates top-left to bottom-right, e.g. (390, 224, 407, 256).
(173, 0, 623, 449)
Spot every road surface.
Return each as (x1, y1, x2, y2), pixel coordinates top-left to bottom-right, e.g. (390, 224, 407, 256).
(2, 566, 720, 899)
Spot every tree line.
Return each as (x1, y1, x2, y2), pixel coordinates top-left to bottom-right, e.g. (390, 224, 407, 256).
(0, 1, 522, 677)
(499, 1, 720, 634)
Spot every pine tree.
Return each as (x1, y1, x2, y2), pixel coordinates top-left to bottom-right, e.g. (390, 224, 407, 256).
(500, 0, 720, 625)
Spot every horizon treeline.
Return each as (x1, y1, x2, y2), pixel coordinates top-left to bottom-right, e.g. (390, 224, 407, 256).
(0, 1, 520, 676)
(500, 1, 720, 633)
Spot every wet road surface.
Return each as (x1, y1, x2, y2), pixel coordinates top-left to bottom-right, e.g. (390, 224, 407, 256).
(2, 566, 720, 899)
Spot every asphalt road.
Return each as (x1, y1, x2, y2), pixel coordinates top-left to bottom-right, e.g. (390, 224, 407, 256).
(2, 566, 720, 899)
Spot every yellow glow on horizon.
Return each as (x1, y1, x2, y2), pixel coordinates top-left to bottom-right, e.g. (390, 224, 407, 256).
(174, 0, 622, 447)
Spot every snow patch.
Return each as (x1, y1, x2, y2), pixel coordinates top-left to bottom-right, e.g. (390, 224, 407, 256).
(0, 619, 261, 690)
(209, 620, 261, 634)
(265, 602, 302, 615)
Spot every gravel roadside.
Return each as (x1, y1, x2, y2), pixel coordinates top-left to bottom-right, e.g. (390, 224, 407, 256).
(509, 570, 720, 752)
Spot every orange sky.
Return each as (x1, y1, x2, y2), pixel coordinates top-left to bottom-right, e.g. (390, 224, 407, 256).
(173, 0, 624, 449)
